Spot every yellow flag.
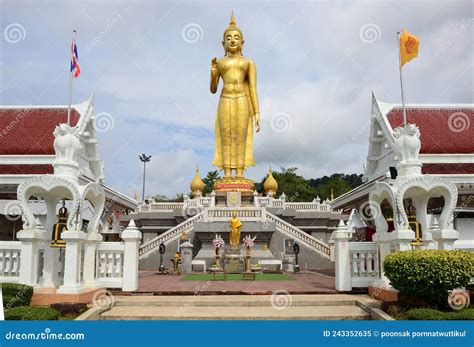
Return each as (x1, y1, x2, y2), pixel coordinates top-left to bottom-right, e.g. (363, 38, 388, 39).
(400, 29, 419, 66)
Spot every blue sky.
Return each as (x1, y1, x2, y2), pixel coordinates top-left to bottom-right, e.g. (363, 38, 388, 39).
(1, 0, 472, 198)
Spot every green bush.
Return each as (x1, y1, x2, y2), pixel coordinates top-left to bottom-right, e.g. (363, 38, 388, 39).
(2, 283, 34, 309)
(383, 250, 474, 307)
(5, 306, 59, 320)
(405, 308, 474, 320)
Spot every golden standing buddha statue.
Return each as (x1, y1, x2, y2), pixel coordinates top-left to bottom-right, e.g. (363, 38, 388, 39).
(229, 210, 242, 249)
(211, 13, 260, 192)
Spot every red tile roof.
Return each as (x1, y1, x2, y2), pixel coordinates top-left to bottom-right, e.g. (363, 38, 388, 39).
(0, 165, 53, 175)
(0, 108, 80, 155)
(386, 108, 474, 154)
(422, 163, 474, 175)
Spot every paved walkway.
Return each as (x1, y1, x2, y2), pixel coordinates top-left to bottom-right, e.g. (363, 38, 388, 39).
(100, 295, 379, 320)
(118, 270, 336, 295)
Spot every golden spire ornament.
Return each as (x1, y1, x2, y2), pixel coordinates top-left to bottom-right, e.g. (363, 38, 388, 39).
(190, 164, 205, 196)
(263, 165, 278, 197)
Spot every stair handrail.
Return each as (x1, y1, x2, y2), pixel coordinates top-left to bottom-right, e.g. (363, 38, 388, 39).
(266, 211, 331, 259)
(138, 211, 205, 261)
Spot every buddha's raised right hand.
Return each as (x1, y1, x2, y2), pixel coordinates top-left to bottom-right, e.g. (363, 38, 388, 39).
(211, 57, 218, 70)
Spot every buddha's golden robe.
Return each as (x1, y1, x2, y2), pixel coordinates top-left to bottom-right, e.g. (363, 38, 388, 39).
(213, 85, 255, 170)
(229, 216, 242, 247)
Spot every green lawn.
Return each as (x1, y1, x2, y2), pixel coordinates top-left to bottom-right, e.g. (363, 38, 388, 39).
(182, 273, 294, 281)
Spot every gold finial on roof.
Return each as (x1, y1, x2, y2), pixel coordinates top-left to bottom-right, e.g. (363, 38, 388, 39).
(263, 165, 278, 197)
(190, 164, 205, 197)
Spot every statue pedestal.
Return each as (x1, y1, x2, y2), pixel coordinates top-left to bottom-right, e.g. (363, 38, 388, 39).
(214, 191, 255, 207)
(224, 249, 244, 273)
(214, 177, 254, 193)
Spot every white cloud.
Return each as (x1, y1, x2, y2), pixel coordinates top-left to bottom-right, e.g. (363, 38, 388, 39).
(1, 0, 472, 197)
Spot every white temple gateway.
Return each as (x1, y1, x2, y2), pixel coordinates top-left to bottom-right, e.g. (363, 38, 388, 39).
(0, 90, 472, 304)
(332, 93, 474, 250)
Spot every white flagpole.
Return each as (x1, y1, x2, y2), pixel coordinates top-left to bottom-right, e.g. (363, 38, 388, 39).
(397, 31, 408, 127)
(67, 30, 77, 126)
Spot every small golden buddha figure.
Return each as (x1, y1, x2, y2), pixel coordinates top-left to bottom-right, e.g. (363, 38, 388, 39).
(229, 210, 242, 249)
(211, 12, 260, 179)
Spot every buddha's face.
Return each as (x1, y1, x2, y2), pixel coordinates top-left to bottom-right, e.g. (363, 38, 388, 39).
(232, 210, 237, 218)
(223, 30, 244, 54)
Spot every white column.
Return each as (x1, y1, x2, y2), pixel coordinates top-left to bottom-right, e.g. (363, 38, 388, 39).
(17, 225, 44, 287)
(372, 231, 393, 286)
(41, 247, 60, 288)
(121, 220, 142, 292)
(332, 221, 352, 291)
(58, 230, 86, 294)
(431, 216, 459, 250)
(390, 229, 415, 251)
(41, 196, 60, 287)
(83, 233, 103, 287)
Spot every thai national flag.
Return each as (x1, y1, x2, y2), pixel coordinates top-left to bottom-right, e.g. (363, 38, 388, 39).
(70, 40, 80, 78)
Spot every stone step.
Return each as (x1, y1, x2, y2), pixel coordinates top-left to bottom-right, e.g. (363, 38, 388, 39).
(112, 294, 379, 308)
(100, 305, 371, 320)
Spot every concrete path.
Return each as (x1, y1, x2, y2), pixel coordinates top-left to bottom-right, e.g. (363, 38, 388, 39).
(101, 294, 379, 320)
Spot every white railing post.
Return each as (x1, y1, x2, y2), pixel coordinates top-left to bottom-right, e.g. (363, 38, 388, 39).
(83, 233, 102, 287)
(58, 229, 87, 294)
(332, 220, 352, 291)
(430, 216, 459, 250)
(121, 220, 141, 291)
(17, 220, 44, 286)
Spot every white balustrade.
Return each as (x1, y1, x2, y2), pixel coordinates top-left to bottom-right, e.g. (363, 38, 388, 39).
(139, 202, 184, 212)
(138, 211, 205, 261)
(207, 208, 262, 221)
(266, 213, 331, 259)
(96, 242, 124, 288)
(0, 242, 21, 282)
(349, 242, 379, 288)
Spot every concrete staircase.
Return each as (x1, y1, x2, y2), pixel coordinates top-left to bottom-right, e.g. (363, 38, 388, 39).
(100, 294, 379, 320)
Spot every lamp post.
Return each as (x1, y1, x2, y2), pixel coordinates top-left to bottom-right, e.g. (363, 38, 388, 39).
(139, 154, 151, 202)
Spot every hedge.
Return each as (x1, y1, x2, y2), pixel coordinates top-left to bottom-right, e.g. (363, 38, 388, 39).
(405, 308, 474, 320)
(2, 283, 34, 309)
(383, 250, 474, 307)
(5, 306, 59, 320)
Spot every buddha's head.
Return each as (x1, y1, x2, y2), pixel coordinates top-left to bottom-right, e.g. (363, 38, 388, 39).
(222, 12, 244, 55)
(232, 210, 237, 218)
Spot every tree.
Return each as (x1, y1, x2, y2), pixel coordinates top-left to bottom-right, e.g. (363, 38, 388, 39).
(203, 170, 221, 195)
(258, 167, 317, 201)
(258, 168, 363, 201)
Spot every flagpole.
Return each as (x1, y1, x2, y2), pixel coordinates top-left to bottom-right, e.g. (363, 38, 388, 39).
(67, 30, 76, 126)
(397, 31, 407, 127)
